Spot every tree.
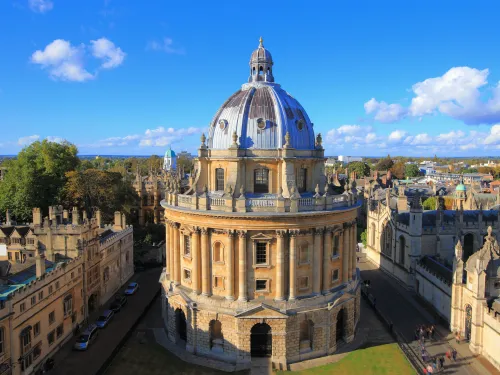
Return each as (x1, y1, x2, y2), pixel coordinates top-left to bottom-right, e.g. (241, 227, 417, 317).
(62, 169, 138, 223)
(177, 155, 194, 174)
(0, 140, 79, 222)
(405, 164, 420, 178)
(422, 197, 437, 210)
(375, 155, 394, 171)
(346, 161, 370, 177)
(390, 161, 406, 179)
(361, 229, 368, 247)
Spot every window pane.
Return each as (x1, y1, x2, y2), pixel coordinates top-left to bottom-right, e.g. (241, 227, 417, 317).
(256, 280, 267, 290)
(216, 168, 224, 191)
(256, 243, 267, 264)
(254, 169, 269, 193)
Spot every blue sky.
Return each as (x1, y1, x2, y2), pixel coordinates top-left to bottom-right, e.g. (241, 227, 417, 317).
(1, 0, 500, 157)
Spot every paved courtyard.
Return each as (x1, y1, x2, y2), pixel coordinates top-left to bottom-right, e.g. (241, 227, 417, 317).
(359, 260, 500, 375)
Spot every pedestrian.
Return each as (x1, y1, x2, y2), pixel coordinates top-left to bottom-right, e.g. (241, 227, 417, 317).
(446, 350, 451, 361)
(452, 348, 457, 361)
(427, 364, 434, 374)
(423, 367, 428, 375)
(430, 325, 435, 340)
(439, 356, 445, 368)
(455, 331, 460, 344)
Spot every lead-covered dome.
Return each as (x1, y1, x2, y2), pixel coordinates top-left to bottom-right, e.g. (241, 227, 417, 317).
(207, 39, 315, 150)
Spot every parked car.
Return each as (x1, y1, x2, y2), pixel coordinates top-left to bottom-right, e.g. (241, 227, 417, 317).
(95, 310, 114, 328)
(124, 282, 139, 295)
(110, 295, 127, 312)
(73, 324, 99, 351)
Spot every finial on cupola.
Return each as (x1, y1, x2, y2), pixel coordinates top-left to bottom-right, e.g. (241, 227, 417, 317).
(259, 36, 264, 47)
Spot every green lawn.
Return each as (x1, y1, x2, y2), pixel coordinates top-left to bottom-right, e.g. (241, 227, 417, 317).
(280, 344, 416, 375)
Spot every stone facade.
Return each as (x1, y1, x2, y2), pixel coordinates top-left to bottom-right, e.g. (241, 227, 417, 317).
(451, 227, 500, 371)
(159, 39, 361, 370)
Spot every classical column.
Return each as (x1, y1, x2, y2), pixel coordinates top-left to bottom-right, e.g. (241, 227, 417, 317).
(173, 223, 180, 285)
(342, 224, 349, 283)
(201, 227, 210, 296)
(351, 221, 357, 279)
(313, 228, 323, 295)
(275, 230, 286, 301)
(165, 220, 170, 276)
(289, 230, 298, 300)
(226, 230, 235, 300)
(347, 224, 353, 280)
(192, 228, 201, 294)
(168, 222, 174, 280)
(323, 228, 333, 293)
(238, 231, 247, 301)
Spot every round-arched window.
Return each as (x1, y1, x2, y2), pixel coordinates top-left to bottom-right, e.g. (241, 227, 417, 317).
(257, 118, 266, 130)
(219, 119, 228, 130)
(296, 119, 305, 131)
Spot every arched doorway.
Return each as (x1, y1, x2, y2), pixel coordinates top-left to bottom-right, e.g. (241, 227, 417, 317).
(88, 293, 98, 313)
(463, 234, 474, 262)
(465, 304, 472, 341)
(251, 323, 272, 357)
(336, 309, 345, 343)
(175, 308, 187, 342)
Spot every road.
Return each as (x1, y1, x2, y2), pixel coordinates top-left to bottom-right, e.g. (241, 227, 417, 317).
(50, 268, 162, 375)
(359, 261, 498, 375)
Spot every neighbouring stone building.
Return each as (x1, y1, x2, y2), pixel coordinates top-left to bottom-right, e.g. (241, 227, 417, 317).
(451, 227, 500, 371)
(0, 206, 134, 374)
(133, 170, 166, 225)
(159, 39, 361, 370)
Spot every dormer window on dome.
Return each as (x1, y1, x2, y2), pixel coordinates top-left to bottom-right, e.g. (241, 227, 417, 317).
(249, 37, 274, 83)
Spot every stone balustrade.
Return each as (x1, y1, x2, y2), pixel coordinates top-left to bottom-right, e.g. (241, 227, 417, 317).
(162, 190, 358, 213)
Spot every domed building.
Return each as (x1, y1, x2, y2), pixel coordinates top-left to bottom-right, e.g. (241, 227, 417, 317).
(159, 39, 361, 369)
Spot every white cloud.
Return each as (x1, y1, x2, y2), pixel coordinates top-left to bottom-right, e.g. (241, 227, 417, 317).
(29, 0, 53, 13)
(30, 38, 125, 82)
(146, 38, 185, 54)
(90, 38, 126, 69)
(31, 39, 93, 82)
(18, 135, 40, 146)
(388, 130, 407, 143)
(364, 98, 407, 123)
(483, 124, 500, 145)
(404, 133, 433, 145)
(366, 67, 500, 125)
(435, 130, 465, 145)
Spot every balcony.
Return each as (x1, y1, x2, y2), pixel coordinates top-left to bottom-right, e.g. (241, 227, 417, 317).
(162, 190, 358, 214)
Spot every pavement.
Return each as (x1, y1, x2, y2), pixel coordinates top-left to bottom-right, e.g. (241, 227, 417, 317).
(49, 267, 162, 375)
(359, 260, 500, 375)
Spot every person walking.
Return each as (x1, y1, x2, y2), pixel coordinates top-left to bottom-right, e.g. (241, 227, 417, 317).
(452, 348, 457, 361)
(446, 350, 451, 361)
(455, 331, 461, 344)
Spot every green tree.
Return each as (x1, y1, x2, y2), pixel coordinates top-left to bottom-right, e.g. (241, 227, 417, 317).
(177, 155, 194, 174)
(422, 196, 437, 210)
(62, 169, 138, 223)
(405, 164, 421, 178)
(0, 140, 79, 221)
(346, 161, 370, 177)
(361, 229, 368, 247)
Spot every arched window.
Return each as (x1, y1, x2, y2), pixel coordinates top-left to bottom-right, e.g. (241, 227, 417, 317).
(103, 267, 110, 282)
(463, 233, 474, 262)
(332, 235, 340, 257)
(213, 242, 223, 262)
(259, 66, 263, 75)
(382, 225, 392, 257)
(215, 168, 224, 191)
(252, 67, 256, 75)
(209, 320, 223, 351)
(299, 320, 314, 351)
(399, 236, 406, 266)
(299, 241, 309, 264)
(254, 168, 269, 193)
(267, 67, 270, 75)
(298, 168, 307, 193)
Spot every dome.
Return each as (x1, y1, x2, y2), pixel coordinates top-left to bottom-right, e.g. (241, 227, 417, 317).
(207, 39, 315, 150)
(456, 184, 466, 192)
(164, 146, 176, 158)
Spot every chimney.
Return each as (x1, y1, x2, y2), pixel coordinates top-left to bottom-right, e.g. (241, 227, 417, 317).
(63, 209, 69, 223)
(82, 210, 88, 222)
(5, 210, 11, 226)
(48, 206, 54, 221)
(35, 250, 46, 278)
(113, 211, 122, 230)
(33, 208, 42, 226)
(96, 210, 102, 228)
(72, 207, 79, 225)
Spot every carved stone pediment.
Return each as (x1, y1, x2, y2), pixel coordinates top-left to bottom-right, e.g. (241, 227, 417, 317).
(235, 304, 288, 318)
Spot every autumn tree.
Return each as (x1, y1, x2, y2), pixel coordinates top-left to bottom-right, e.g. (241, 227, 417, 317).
(62, 169, 138, 223)
(375, 155, 394, 171)
(0, 140, 79, 222)
(390, 161, 406, 179)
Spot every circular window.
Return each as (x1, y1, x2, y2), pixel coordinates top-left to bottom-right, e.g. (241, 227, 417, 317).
(296, 119, 305, 131)
(257, 118, 266, 130)
(219, 119, 227, 130)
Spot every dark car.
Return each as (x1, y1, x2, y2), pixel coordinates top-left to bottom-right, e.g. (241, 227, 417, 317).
(110, 295, 127, 312)
(95, 310, 114, 328)
(73, 324, 99, 350)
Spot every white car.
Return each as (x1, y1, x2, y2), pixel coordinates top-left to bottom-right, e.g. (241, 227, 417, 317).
(124, 282, 139, 295)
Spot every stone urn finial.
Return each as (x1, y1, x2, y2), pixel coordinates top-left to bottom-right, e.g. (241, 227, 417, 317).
(200, 133, 206, 147)
(232, 131, 238, 147)
(316, 133, 323, 148)
(284, 131, 291, 148)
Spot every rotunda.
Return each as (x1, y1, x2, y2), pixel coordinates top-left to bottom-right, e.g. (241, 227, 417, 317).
(160, 39, 361, 369)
